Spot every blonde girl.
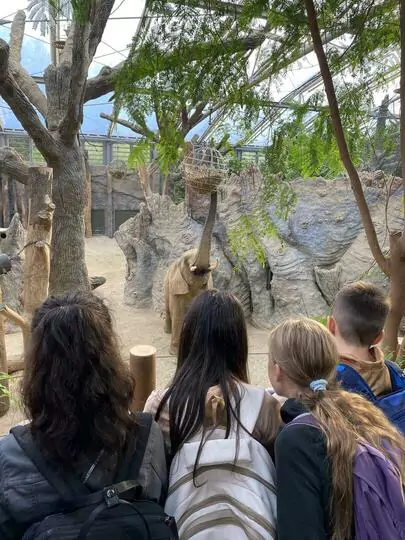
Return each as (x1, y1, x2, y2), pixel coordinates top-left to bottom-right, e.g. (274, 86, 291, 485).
(268, 318, 405, 540)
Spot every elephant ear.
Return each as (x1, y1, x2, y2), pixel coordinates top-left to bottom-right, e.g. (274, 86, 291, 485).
(169, 267, 189, 295)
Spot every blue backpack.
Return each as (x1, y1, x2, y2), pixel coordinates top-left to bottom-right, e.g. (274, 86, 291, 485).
(291, 413, 405, 540)
(336, 360, 405, 433)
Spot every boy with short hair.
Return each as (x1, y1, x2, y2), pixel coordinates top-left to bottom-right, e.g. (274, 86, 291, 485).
(328, 281, 392, 396)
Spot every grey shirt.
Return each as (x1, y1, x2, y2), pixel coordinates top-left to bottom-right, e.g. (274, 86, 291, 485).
(0, 420, 167, 538)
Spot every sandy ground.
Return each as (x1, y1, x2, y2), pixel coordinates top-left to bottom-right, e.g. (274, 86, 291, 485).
(1, 237, 270, 436)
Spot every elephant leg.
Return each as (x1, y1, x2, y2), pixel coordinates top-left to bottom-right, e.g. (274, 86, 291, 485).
(169, 296, 189, 356)
(164, 310, 172, 334)
(164, 282, 172, 334)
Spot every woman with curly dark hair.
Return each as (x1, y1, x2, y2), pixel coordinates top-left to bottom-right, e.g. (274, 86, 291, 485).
(0, 291, 167, 538)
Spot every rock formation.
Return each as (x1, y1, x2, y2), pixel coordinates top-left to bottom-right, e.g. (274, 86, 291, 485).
(115, 168, 402, 329)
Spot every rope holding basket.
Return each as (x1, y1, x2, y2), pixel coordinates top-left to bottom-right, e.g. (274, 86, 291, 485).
(182, 143, 227, 195)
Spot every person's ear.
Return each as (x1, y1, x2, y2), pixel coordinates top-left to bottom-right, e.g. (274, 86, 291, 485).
(327, 316, 336, 336)
(274, 363, 283, 384)
(372, 331, 384, 347)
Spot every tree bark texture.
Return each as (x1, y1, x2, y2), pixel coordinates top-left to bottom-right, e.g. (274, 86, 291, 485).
(384, 233, 405, 356)
(23, 167, 55, 346)
(49, 147, 89, 294)
(0, 286, 10, 416)
(0, 6, 116, 295)
(84, 157, 92, 238)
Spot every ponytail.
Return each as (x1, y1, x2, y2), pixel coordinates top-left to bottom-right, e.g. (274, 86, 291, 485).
(268, 318, 405, 540)
(304, 388, 405, 540)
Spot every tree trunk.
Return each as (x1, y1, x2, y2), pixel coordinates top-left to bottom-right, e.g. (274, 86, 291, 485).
(23, 166, 54, 349)
(304, 0, 389, 276)
(0, 286, 10, 416)
(385, 0, 405, 358)
(138, 165, 152, 198)
(85, 169, 92, 238)
(384, 233, 405, 356)
(84, 156, 92, 238)
(1, 174, 9, 227)
(49, 145, 90, 295)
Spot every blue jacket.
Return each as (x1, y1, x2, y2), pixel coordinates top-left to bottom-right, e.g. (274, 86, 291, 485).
(0, 420, 167, 538)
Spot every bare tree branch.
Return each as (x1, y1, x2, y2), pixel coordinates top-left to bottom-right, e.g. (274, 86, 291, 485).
(88, 0, 116, 59)
(59, 0, 116, 143)
(7, 11, 47, 118)
(60, 21, 76, 65)
(85, 62, 124, 102)
(187, 102, 207, 131)
(100, 112, 158, 141)
(9, 10, 25, 63)
(0, 40, 58, 162)
(0, 147, 29, 184)
(59, 21, 91, 143)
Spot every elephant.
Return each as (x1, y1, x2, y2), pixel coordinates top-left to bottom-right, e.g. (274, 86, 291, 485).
(164, 191, 219, 355)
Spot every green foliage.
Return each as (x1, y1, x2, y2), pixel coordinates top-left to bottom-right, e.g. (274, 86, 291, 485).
(261, 79, 376, 179)
(311, 314, 329, 327)
(116, 0, 398, 176)
(48, 0, 89, 24)
(228, 209, 278, 269)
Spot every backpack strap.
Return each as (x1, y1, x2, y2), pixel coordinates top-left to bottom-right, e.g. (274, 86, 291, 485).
(336, 363, 377, 401)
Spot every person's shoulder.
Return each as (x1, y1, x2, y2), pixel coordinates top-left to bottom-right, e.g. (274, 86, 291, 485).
(276, 418, 325, 454)
(143, 388, 168, 415)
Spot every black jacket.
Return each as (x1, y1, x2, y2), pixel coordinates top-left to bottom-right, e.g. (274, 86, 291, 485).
(275, 400, 332, 540)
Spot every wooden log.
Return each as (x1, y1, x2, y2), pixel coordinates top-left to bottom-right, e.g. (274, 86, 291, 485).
(129, 345, 156, 412)
(8, 355, 24, 374)
(0, 302, 29, 354)
(0, 287, 10, 416)
(22, 166, 54, 351)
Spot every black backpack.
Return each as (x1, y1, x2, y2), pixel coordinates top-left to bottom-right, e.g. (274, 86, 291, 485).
(10, 413, 178, 540)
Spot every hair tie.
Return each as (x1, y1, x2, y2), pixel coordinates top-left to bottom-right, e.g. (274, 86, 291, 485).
(310, 379, 328, 392)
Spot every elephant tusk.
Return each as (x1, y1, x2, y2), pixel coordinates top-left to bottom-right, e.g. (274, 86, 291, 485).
(190, 265, 197, 272)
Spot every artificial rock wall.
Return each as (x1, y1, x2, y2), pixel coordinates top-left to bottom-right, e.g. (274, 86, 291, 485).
(115, 168, 401, 328)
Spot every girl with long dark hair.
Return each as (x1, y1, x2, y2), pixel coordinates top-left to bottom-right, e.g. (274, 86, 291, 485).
(0, 291, 167, 538)
(145, 290, 281, 538)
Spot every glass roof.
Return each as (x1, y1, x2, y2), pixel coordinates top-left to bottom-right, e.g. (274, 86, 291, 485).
(0, 0, 400, 145)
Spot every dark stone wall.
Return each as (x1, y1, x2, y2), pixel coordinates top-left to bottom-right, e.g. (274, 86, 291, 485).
(89, 165, 161, 237)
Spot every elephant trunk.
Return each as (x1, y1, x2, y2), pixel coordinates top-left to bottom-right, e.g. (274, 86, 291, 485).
(192, 190, 218, 271)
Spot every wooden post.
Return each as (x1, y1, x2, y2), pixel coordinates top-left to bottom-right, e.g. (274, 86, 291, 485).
(129, 345, 156, 412)
(22, 166, 54, 350)
(106, 169, 113, 238)
(0, 286, 10, 416)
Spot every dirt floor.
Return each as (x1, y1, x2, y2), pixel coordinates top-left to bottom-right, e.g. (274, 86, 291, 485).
(1, 237, 270, 436)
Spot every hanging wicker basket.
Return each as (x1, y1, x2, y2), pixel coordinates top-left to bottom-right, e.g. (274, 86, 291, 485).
(182, 144, 227, 195)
